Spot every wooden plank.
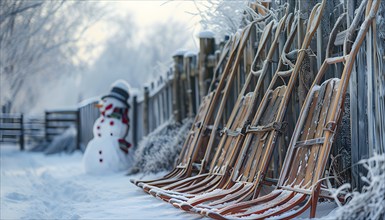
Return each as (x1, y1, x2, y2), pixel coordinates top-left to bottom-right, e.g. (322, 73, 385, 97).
(295, 137, 325, 148)
(303, 80, 336, 187)
(0, 131, 22, 136)
(132, 96, 138, 146)
(0, 123, 22, 129)
(294, 82, 328, 187)
(143, 86, 150, 135)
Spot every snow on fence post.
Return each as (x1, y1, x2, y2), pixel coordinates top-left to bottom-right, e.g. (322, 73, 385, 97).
(143, 86, 150, 135)
(198, 31, 216, 101)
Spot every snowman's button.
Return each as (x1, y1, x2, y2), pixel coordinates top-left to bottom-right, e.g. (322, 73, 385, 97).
(110, 121, 114, 126)
(97, 126, 100, 130)
(101, 119, 104, 123)
(99, 150, 102, 154)
(98, 133, 101, 137)
(110, 133, 113, 136)
(99, 158, 103, 163)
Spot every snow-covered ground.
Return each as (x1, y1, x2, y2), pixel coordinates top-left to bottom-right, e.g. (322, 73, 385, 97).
(1, 144, 340, 219)
(0, 144, 205, 220)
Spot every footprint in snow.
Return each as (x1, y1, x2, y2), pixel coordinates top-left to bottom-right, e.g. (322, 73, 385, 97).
(5, 192, 30, 202)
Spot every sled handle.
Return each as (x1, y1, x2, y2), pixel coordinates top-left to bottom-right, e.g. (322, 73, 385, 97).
(302, 0, 326, 49)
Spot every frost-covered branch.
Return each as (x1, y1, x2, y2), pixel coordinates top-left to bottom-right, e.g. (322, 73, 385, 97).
(0, 0, 105, 113)
(324, 154, 385, 220)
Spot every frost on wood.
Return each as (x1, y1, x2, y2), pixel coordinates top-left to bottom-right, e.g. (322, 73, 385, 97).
(128, 118, 193, 174)
(325, 154, 385, 220)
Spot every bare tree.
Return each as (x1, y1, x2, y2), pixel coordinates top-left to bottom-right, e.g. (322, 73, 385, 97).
(0, 0, 104, 113)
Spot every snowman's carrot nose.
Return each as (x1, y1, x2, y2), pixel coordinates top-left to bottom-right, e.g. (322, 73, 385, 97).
(95, 103, 103, 108)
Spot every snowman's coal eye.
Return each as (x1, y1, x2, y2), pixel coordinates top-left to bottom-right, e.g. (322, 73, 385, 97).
(110, 133, 113, 136)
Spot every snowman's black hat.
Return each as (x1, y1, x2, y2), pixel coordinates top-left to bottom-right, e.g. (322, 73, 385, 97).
(102, 86, 130, 108)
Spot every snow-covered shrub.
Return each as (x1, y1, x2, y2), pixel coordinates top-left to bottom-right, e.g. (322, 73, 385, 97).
(324, 154, 385, 220)
(129, 118, 193, 174)
(30, 126, 77, 155)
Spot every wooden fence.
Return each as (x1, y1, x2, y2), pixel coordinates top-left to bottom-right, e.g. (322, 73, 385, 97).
(0, 98, 100, 151)
(0, 114, 25, 150)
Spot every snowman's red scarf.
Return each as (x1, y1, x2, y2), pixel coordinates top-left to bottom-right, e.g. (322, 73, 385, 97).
(118, 139, 132, 154)
(102, 107, 129, 125)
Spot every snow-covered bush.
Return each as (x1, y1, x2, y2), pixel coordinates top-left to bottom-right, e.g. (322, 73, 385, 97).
(324, 154, 385, 220)
(129, 118, 193, 174)
(31, 126, 77, 155)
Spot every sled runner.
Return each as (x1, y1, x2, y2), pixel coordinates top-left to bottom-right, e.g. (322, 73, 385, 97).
(205, 0, 379, 219)
(149, 8, 292, 204)
(131, 11, 272, 188)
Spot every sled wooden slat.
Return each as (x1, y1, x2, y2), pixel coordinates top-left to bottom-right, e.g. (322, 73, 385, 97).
(294, 137, 325, 148)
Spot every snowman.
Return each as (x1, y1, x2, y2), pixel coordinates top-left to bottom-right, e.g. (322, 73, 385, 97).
(83, 80, 132, 174)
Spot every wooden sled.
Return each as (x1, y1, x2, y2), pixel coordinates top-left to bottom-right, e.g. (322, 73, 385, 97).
(130, 35, 236, 186)
(206, 0, 380, 219)
(132, 13, 271, 190)
(142, 20, 275, 196)
(171, 7, 309, 213)
(151, 9, 293, 206)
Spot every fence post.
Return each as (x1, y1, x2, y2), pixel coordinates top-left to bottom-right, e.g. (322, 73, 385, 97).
(132, 95, 138, 146)
(143, 86, 150, 135)
(172, 51, 185, 122)
(76, 109, 81, 150)
(184, 53, 196, 118)
(198, 31, 216, 100)
(45, 111, 48, 142)
(20, 114, 24, 151)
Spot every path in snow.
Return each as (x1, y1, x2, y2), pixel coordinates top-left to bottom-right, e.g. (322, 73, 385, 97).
(0, 144, 205, 219)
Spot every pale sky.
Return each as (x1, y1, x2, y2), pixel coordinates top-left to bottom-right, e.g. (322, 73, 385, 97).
(112, 1, 200, 27)
(78, 0, 201, 65)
